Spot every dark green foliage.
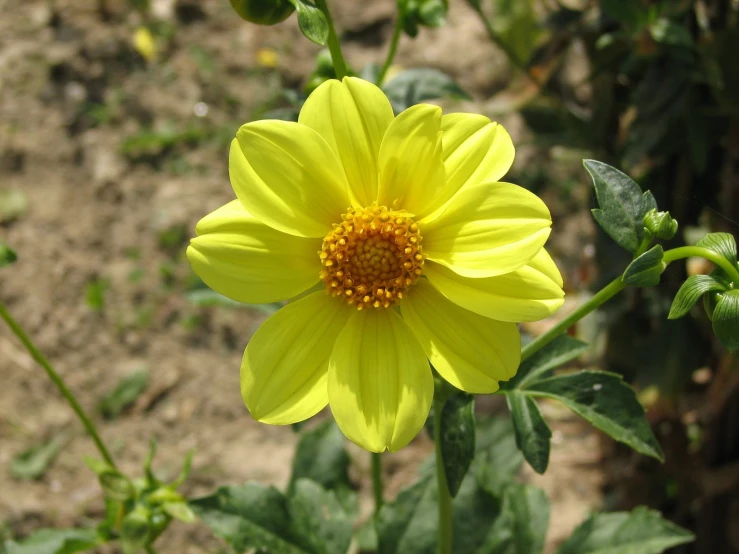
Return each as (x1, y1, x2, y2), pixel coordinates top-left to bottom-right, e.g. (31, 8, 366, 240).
(439, 392, 475, 497)
(506, 392, 551, 474)
(622, 245, 665, 287)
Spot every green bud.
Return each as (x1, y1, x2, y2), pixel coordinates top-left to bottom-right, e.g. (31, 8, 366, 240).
(314, 49, 335, 78)
(229, 0, 294, 26)
(643, 209, 678, 240)
(120, 507, 151, 554)
(304, 73, 329, 96)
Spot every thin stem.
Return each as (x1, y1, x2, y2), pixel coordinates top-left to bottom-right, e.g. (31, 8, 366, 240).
(663, 246, 739, 283)
(520, 276, 626, 364)
(371, 452, 384, 516)
(0, 303, 117, 469)
(433, 393, 453, 554)
(314, 0, 348, 79)
(465, 1, 538, 85)
(377, 2, 405, 86)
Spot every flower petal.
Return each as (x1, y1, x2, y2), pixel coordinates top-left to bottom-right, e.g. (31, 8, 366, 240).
(424, 249, 565, 322)
(299, 77, 394, 207)
(328, 309, 433, 452)
(440, 113, 514, 197)
(422, 181, 552, 278)
(377, 104, 446, 218)
(400, 279, 520, 393)
(187, 200, 322, 304)
(241, 292, 352, 425)
(230, 121, 350, 238)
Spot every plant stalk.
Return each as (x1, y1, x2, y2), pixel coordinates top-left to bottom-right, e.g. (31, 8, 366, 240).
(371, 452, 384, 516)
(377, 1, 405, 86)
(0, 303, 117, 469)
(663, 246, 739, 283)
(314, 0, 348, 80)
(433, 393, 453, 554)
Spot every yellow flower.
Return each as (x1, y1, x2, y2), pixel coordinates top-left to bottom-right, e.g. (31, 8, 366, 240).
(187, 77, 564, 452)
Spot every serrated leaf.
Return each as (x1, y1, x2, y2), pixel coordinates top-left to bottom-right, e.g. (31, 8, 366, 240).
(622, 245, 665, 287)
(696, 232, 737, 267)
(3, 528, 99, 554)
(0, 240, 17, 268)
(506, 392, 551, 474)
(506, 334, 589, 390)
(668, 275, 727, 319)
(712, 290, 739, 351)
(584, 160, 649, 253)
(191, 484, 306, 554)
(526, 371, 664, 461)
(555, 506, 694, 554)
(382, 68, 471, 113)
(287, 479, 353, 554)
(291, 0, 329, 45)
(439, 392, 475, 497)
(289, 420, 351, 493)
(11, 435, 68, 480)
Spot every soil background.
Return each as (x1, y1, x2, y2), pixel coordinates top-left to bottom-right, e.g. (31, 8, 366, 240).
(0, 1, 604, 552)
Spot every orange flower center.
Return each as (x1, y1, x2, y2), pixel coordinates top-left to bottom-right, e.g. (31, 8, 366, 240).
(319, 205, 425, 309)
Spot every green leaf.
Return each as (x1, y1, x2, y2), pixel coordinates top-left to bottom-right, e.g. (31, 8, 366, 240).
(290, 0, 329, 45)
(84, 458, 135, 502)
(668, 275, 727, 319)
(480, 484, 550, 554)
(190, 483, 306, 554)
(622, 245, 665, 287)
(475, 417, 524, 496)
(649, 18, 693, 48)
(555, 506, 694, 554)
(120, 509, 151, 554)
(599, 0, 647, 28)
(712, 290, 739, 351)
(383, 68, 471, 113)
(0, 240, 17, 268)
(162, 501, 198, 523)
(11, 435, 67, 480)
(506, 392, 551, 474)
(98, 370, 149, 419)
(287, 479, 353, 554)
(289, 420, 351, 493)
(440, 392, 475, 497)
(506, 334, 589, 390)
(584, 160, 650, 253)
(3, 529, 99, 554)
(417, 0, 447, 27)
(696, 232, 738, 267)
(526, 371, 664, 461)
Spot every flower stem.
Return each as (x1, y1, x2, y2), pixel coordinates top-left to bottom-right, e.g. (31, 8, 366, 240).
(0, 303, 117, 469)
(520, 276, 626, 364)
(314, 0, 348, 80)
(663, 246, 739, 283)
(433, 392, 453, 554)
(371, 452, 384, 516)
(377, 1, 405, 86)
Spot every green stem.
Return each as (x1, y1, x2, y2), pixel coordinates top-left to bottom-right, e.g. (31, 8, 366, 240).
(520, 276, 626, 364)
(663, 246, 739, 283)
(433, 392, 453, 554)
(314, 0, 348, 79)
(465, 1, 537, 85)
(377, 2, 405, 86)
(0, 303, 117, 469)
(371, 452, 384, 516)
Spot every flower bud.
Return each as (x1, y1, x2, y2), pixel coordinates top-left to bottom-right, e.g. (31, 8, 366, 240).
(643, 209, 678, 240)
(229, 0, 294, 26)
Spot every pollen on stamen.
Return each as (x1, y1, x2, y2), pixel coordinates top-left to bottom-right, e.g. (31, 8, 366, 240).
(319, 204, 425, 309)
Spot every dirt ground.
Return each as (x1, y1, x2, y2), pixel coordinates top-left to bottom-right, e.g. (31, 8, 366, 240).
(0, 0, 603, 552)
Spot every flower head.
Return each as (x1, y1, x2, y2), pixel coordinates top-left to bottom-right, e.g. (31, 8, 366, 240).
(187, 77, 564, 452)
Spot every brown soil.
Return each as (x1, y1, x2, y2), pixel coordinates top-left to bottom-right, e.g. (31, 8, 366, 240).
(0, 1, 603, 552)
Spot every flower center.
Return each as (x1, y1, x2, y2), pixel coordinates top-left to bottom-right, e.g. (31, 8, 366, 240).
(319, 205, 425, 309)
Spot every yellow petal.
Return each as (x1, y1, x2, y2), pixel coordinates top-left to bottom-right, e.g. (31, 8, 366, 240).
(187, 200, 321, 304)
(230, 121, 350, 238)
(400, 280, 520, 393)
(440, 113, 514, 198)
(377, 104, 446, 218)
(328, 309, 433, 452)
(241, 292, 351, 425)
(422, 181, 552, 278)
(299, 77, 394, 207)
(424, 249, 565, 322)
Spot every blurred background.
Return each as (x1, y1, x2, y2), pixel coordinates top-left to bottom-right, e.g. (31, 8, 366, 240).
(0, 0, 737, 552)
